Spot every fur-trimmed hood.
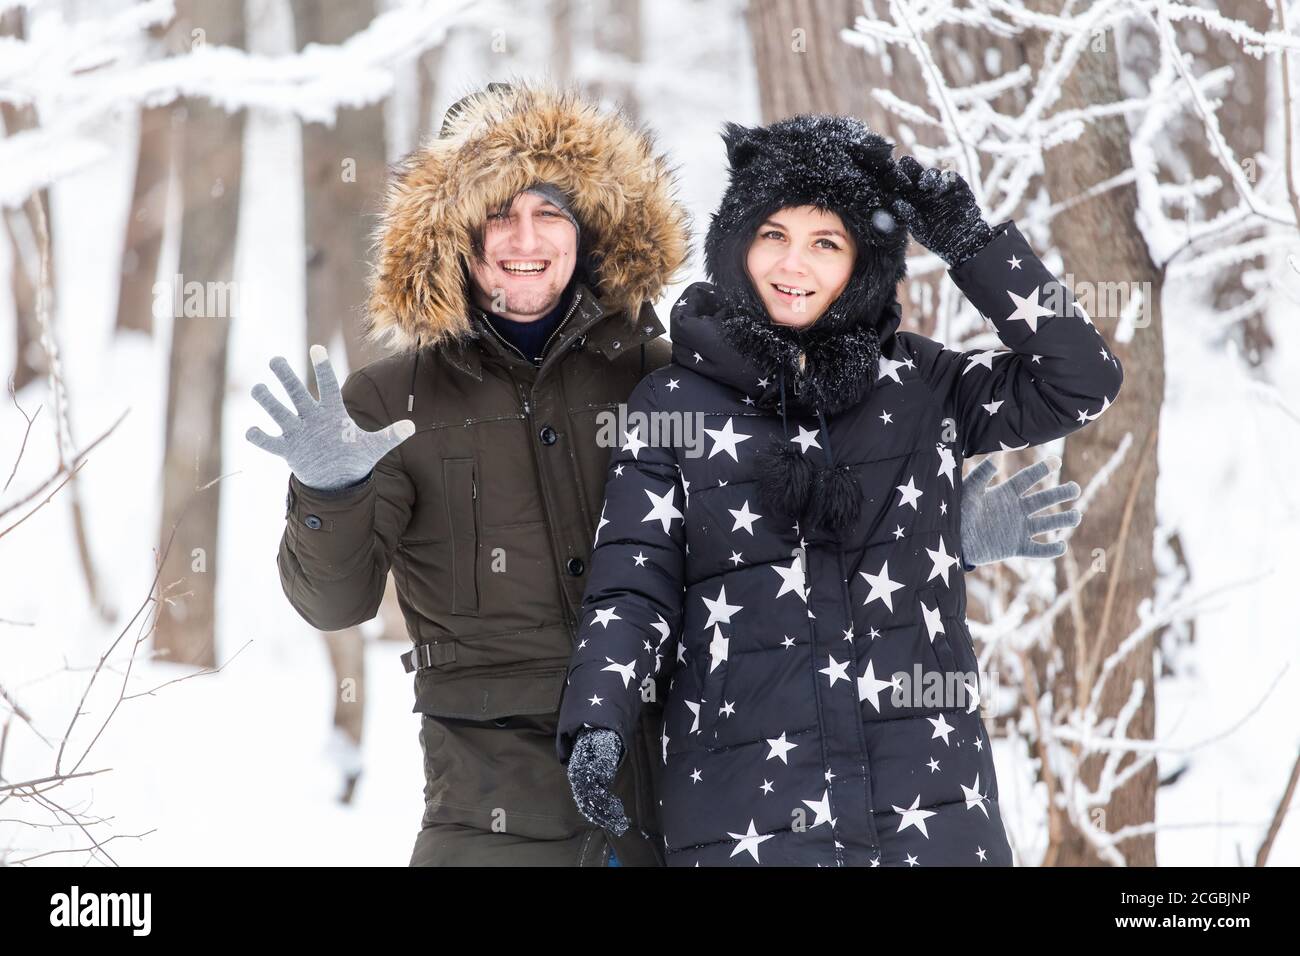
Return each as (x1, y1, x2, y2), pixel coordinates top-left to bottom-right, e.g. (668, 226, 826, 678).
(364, 84, 691, 351)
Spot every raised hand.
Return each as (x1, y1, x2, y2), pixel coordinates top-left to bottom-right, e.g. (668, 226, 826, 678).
(890, 155, 993, 268)
(566, 727, 630, 834)
(246, 344, 415, 492)
(960, 455, 1082, 566)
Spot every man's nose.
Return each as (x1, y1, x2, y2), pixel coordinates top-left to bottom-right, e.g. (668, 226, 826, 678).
(510, 214, 542, 253)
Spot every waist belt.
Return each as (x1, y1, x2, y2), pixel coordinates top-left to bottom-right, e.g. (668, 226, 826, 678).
(400, 641, 457, 673)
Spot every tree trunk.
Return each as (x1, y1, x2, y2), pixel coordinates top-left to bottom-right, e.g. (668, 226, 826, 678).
(1019, 3, 1164, 867)
(290, 0, 388, 374)
(154, 0, 246, 669)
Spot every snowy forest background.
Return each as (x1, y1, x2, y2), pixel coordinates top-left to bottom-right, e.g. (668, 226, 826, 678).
(1, 0, 1297, 867)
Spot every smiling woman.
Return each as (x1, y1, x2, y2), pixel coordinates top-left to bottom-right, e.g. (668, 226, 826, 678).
(745, 206, 857, 329)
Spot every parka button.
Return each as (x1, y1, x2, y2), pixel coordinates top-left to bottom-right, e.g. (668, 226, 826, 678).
(304, 514, 322, 530)
(566, 557, 585, 576)
(539, 425, 557, 445)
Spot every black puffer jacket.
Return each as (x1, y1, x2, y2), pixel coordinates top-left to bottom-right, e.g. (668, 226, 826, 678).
(556, 219, 1123, 865)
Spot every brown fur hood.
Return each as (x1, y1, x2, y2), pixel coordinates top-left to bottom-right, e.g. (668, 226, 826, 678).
(364, 84, 691, 351)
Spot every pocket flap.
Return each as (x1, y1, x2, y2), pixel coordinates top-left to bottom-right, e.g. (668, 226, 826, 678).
(412, 666, 567, 721)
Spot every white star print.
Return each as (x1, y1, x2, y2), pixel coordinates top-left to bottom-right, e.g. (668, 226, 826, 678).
(1007, 254, 1022, 269)
(702, 585, 743, 629)
(1005, 284, 1054, 334)
(601, 657, 637, 689)
(961, 774, 990, 818)
(641, 485, 683, 533)
(896, 476, 924, 510)
(588, 694, 603, 706)
(857, 659, 895, 712)
(879, 410, 893, 425)
(592, 606, 622, 628)
(766, 732, 798, 764)
(820, 655, 851, 687)
(894, 794, 937, 839)
(704, 417, 752, 461)
(962, 350, 1005, 375)
(878, 354, 907, 384)
(863, 561, 904, 613)
(982, 399, 1003, 415)
(921, 599, 945, 642)
(802, 790, 835, 828)
(665, 378, 680, 391)
(926, 535, 960, 587)
(727, 820, 774, 863)
(860, 560, 905, 612)
(621, 427, 648, 459)
(729, 500, 761, 535)
(707, 623, 729, 673)
(928, 712, 955, 745)
(772, 554, 809, 602)
(790, 425, 821, 453)
(937, 443, 957, 486)
(685, 700, 701, 733)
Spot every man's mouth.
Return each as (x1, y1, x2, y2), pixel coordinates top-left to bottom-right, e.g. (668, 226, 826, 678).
(500, 259, 550, 277)
(772, 282, 814, 301)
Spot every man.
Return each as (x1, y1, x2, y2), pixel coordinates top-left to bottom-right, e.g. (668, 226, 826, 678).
(246, 83, 1082, 865)
(249, 84, 688, 866)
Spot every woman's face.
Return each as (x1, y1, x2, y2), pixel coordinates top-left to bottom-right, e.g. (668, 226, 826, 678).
(745, 205, 856, 329)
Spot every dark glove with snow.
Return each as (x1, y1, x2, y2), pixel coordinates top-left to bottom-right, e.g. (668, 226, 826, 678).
(890, 155, 993, 268)
(960, 455, 1082, 566)
(566, 727, 629, 835)
(245, 344, 415, 492)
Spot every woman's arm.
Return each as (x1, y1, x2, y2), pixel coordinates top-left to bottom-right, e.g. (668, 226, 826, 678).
(555, 373, 687, 768)
(942, 218, 1125, 456)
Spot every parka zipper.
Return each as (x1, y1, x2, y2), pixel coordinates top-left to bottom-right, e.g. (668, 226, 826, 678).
(476, 288, 585, 371)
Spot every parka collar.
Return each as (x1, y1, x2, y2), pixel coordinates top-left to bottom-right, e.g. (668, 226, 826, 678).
(443, 282, 665, 380)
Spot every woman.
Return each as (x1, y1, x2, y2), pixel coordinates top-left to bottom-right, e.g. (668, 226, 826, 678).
(554, 115, 1124, 866)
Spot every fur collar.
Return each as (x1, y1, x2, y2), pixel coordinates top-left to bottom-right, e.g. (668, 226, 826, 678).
(670, 282, 901, 416)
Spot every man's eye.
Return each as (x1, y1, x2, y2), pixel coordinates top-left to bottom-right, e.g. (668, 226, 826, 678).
(539, 210, 560, 217)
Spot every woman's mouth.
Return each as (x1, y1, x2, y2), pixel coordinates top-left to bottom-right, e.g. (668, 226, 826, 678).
(771, 282, 814, 301)
(500, 259, 551, 278)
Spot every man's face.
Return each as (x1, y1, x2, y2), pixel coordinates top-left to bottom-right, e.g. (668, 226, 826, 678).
(468, 190, 578, 321)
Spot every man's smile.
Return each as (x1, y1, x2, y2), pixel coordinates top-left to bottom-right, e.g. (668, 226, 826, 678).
(500, 259, 551, 277)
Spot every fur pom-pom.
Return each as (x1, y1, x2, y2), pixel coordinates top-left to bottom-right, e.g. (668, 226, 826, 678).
(808, 463, 862, 535)
(755, 435, 816, 520)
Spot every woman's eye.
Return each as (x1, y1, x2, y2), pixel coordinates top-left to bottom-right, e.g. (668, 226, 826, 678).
(815, 238, 841, 250)
(761, 230, 785, 241)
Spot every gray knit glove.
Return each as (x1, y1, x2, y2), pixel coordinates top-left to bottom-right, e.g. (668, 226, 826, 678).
(960, 455, 1082, 566)
(245, 344, 415, 491)
(566, 727, 629, 835)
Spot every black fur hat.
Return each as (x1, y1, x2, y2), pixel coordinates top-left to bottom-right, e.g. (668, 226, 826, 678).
(704, 115, 910, 346)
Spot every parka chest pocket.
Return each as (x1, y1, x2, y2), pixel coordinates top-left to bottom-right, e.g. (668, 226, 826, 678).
(443, 458, 480, 616)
